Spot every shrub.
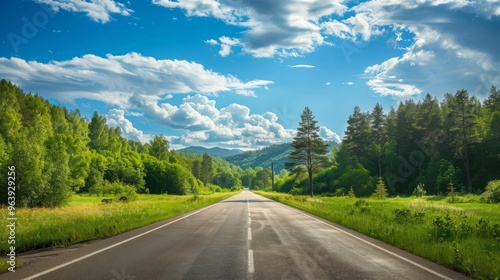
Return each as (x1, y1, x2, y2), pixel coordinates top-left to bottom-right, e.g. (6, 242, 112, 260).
(448, 181, 457, 203)
(433, 214, 454, 240)
(230, 186, 243, 192)
(334, 187, 346, 197)
(480, 180, 500, 203)
(289, 187, 303, 196)
(412, 183, 426, 197)
(393, 208, 425, 224)
(348, 186, 356, 198)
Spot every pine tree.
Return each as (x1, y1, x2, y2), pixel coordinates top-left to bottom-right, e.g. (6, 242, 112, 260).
(343, 106, 371, 160)
(370, 103, 387, 177)
(444, 90, 481, 193)
(285, 107, 329, 197)
(371, 103, 388, 145)
(484, 85, 500, 112)
(374, 177, 389, 200)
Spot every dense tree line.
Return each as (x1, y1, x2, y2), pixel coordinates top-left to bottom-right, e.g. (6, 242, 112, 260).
(275, 87, 499, 197)
(0, 80, 243, 207)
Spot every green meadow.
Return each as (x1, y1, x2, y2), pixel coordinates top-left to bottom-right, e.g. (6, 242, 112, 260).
(0, 192, 238, 273)
(255, 191, 499, 280)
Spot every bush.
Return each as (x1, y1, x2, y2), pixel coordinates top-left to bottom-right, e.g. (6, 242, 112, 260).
(412, 184, 426, 197)
(289, 187, 303, 196)
(480, 180, 500, 203)
(448, 181, 457, 203)
(207, 184, 222, 193)
(230, 186, 243, 192)
(347, 187, 356, 198)
(96, 181, 138, 201)
(393, 208, 425, 224)
(433, 214, 454, 240)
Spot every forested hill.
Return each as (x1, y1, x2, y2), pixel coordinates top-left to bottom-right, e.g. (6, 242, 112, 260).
(225, 142, 337, 173)
(178, 146, 244, 158)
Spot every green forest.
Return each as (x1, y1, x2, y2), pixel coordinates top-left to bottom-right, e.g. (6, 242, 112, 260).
(1, 79, 499, 207)
(0, 80, 247, 207)
(274, 87, 500, 198)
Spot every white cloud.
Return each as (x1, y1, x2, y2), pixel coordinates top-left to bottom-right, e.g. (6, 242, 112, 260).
(34, 0, 133, 23)
(106, 109, 151, 143)
(0, 52, 273, 106)
(127, 111, 144, 117)
(130, 93, 295, 149)
(205, 39, 218, 45)
(153, 0, 347, 57)
(218, 36, 241, 57)
(219, 43, 232, 57)
(320, 0, 500, 98)
(152, 1, 500, 98)
(290, 65, 316, 68)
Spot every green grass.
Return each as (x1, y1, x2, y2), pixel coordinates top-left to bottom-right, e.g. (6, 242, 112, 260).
(255, 191, 499, 280)
(0, 192, 238, 273)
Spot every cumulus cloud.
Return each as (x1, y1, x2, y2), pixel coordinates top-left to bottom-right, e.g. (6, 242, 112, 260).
(0, 52, 273, 106)
(34, 0, 133, 23)
(164, 1, 499, 98)
(205, 39, 218, 45)
(153, 0, 347, 57)
(323, 0, 500, 98)
(106, 109, 151, 143)
(129, 93, 295, 149)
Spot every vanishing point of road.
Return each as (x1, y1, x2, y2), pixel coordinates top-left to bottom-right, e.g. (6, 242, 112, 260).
(1, 190, 471, 280)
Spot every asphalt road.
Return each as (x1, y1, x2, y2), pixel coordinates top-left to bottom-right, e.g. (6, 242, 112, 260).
(2, 190, 471, 280)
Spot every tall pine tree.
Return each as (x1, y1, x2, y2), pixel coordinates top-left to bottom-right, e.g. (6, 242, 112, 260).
(343, 106, 371, 161)
(370, 103, 387, 177)
(444, 89, 481, 193)
(285, 107, 328, 197)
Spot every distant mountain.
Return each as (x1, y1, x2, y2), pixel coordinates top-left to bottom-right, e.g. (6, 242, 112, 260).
(177, 146, 245, 158)
(225, 142, 337, 173)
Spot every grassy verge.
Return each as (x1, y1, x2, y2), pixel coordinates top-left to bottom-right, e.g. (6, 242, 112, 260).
(255, 191, 499, 280)
(0, 192, 238, 273)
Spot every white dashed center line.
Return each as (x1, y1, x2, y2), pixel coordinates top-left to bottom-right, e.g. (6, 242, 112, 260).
(246, 194, 254, 274)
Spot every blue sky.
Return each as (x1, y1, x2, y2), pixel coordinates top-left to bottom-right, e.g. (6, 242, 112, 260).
(1, 0, 499, 150)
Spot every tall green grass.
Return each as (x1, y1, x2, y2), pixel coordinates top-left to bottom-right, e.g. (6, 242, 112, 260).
(255, 191, 499, 280)
(0, 192, 237, 264)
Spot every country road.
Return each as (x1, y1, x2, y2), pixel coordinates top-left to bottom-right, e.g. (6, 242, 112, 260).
(2, 190, 471, 280)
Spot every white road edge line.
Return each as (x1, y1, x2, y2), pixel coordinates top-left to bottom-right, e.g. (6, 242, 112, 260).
(248, 249, 255, 273)
(274, 199, 453, 280)
(22, 199, 227, 280)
